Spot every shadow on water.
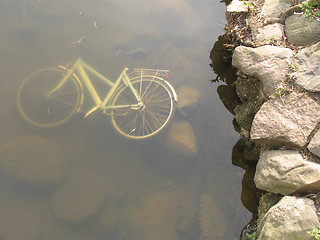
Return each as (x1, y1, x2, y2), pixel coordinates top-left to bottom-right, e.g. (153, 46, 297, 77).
(209, 33, 265, 238)
(0, 0, 256, 239)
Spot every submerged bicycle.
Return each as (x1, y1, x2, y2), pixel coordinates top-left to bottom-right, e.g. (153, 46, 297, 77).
(17, 58, 177, 139)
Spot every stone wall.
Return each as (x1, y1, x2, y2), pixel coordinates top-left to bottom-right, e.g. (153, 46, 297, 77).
(225, 0, 320, 239)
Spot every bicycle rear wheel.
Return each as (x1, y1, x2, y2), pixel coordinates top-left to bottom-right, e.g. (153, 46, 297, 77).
(111, 77, 176, 139)
(17, 68, 83, 127)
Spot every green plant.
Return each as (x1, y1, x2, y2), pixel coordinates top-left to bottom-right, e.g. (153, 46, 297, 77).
(301, 0, 320, 21)
(270, 83, 287, 99)
(243, 1, 256, 15)
(246, 231, 257, 240)
(307, 226, 320, 240)
(290, 60, 299, 71)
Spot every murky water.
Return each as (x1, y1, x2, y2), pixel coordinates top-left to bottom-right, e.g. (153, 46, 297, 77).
(0, 0, 251, 239)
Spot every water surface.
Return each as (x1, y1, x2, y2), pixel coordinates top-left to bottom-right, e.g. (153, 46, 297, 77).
(0, 0, 250, 239)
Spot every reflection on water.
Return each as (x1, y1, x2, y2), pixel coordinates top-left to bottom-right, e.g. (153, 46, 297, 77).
(209, 27, 265, 239)
(0, 0, 250, 239)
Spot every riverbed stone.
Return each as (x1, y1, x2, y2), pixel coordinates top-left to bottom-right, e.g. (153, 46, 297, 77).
(232, 45, 293, 96)
(254, 150, 320, 195)
(295, 41, 320, 92)
(98, 198, 147, 239)
(98, 187, 197, 240)
(130, 189, 196, 240)
(285, 14, 320, 46)
(0, 135, 70, 186)
(198, 193, 227, 240)
(167, 121, 197, 157)
(308, 129, 320, 157)
(250, 92, 320, 147)
(51, 167, 107, 222)
(257, 196, 318, 240)
(176, 84, 201, 117)
(261, 0, 292, 18)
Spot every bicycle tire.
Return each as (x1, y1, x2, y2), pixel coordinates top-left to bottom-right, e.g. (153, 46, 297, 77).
(17, 68, 83, 127)
(110, 76, 176, 139)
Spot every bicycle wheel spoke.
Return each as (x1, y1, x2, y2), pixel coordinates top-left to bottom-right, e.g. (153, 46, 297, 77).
(141, 81, 160, 100)
(145, 110, 169, 125)
(140, 80, 154, 99)
(115, 111, 137, 132)
(143, 108, 164, 129)
(117, 114, 133, 131)
(49, 94, 78, 106)
(143, 87, 168, 105)
(111, 78, 175, 139)
(17, 69, 82, 127)
(144, 115, 158, 133)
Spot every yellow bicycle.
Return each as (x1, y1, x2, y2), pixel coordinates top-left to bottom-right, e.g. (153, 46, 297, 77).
(17, 58, 177, 139)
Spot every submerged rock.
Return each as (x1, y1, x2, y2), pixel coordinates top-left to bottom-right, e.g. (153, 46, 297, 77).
(51, 167, 107, 222)
(128, 190, 185, 240)
(232, 45, 293, 96)
(124, 48, 148, 60)
(167, 121, 197, 157)
(176, 84, 201, 117)
(198, 193, 227, 240)
(285, 15, 320, 46)
(250, 92, 320, 147)
(257, 196, 318, 240)
(98, 188, 197, 240)
(0, 135, 70, 186)
(295, 41, 320, 92)
(97, 199, 144, 240)
(254, 150, 320, 195)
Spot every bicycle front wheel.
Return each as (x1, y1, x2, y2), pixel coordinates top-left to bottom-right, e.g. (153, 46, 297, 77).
(111, 78, 176, 139)
(17, 68, 83, 127)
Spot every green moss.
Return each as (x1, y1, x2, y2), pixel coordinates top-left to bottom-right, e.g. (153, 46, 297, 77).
(246, 231, 257, 240)
(257, 193, 282, 222)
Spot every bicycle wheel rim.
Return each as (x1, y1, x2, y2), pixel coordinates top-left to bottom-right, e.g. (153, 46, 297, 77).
(111, 78, 176, 139)
(17, 68, 83, 127)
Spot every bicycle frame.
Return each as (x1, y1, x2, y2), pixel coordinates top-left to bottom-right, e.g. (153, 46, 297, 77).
(18, 57, 178, 138)
(49, 58, 142, 117)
